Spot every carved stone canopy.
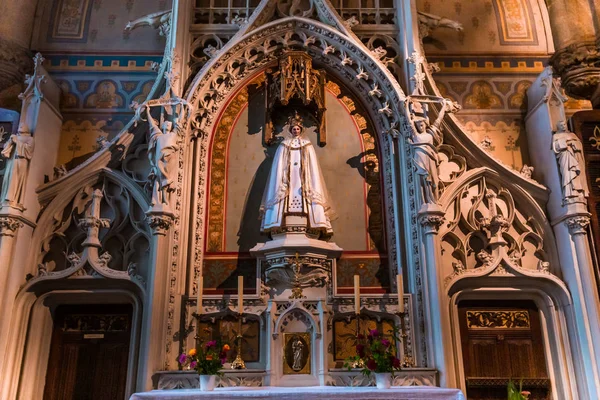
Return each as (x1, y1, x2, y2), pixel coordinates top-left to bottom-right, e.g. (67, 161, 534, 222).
(265, 51, 327, 146)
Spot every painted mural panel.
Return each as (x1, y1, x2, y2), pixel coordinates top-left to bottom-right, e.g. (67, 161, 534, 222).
(492, 0, 538, 45)
(49, 0, 93, 42)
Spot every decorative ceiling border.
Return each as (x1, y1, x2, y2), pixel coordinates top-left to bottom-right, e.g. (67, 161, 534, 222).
(43, 54, 163, 72)
(427, 56, 548, 74)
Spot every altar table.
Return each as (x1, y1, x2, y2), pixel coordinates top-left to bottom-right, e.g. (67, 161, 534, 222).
(130, 386, 465, 400)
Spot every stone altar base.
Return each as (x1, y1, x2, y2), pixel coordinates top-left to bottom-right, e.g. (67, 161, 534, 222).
(130, 386, 465, 400)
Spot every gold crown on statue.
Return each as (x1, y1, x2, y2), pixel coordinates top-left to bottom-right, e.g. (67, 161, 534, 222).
(288, 111, 304, 128)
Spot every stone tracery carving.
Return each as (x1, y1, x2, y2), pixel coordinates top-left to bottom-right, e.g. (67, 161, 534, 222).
(441, 176, 551, 285)
(34, 175, 151, 285)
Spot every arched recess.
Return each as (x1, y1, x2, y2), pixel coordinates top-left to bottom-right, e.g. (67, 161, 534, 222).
(1, 170, 151, 400)
(447, 286, 578, 400)
(181, 13, 422, 360)
(272, 304, 322, 385)
(437, 168, 582, 398)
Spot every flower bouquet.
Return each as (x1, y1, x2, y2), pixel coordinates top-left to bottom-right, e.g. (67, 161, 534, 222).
(178, 336, 231, 391)
(344, 328, 402, 389)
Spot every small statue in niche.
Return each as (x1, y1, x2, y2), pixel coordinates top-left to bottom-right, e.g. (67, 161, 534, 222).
(552, 120, 588, 204)
(291, 337, 304, 371)
(146, 107, 180, 211)
(260, 112, 334, 236)
(0, 128, 34, 210)
(407, 100, 443, 205)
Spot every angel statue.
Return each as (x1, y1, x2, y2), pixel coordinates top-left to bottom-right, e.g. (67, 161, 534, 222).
(260, 112, 334, 237)
(407, 100, 443, 205)
(146, 107, 180, 211)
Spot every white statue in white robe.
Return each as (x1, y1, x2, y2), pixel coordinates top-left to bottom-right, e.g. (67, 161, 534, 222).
(552, 120, 588, 203)
(260, 115, 333, 236)
(0, 130, 34, 209)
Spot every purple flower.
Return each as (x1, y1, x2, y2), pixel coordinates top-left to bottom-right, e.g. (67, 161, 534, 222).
(356, 344, 365, 358)
(221, 358, 227, 364)
(205, 340, 217, 348)
(190, 360, 198, 369)
(178, 353, 187, 364)
(368, 329, 379, 337)
(381, 338, 390, 347)
(392, 357, 401, 369)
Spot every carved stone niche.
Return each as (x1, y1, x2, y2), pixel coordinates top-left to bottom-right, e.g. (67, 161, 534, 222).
(265, 51, 327, 146)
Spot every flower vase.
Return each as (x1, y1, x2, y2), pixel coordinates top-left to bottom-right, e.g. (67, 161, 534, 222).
(374, 372, 392, 389)
(199, 375, 216, 391)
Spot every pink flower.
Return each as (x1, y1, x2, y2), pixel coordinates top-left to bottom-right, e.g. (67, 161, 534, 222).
(221, 358, 227, 364)
(190, 360, 197, 369)
(521, 391, 531, 399)
(366, 359, 377, 371)
(381, 338, 390, 347)
(178, 353, 187, 364)
(205, 340, 217, 348)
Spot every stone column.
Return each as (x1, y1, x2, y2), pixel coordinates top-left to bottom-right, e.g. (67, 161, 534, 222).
(0, 216, 23, 310)
(547, 0, 600, 107)
(526, 67, 600, 398)
(137, 214, 174, 391)
(418, 209, 456, 387)
(0, 0, 37, 109)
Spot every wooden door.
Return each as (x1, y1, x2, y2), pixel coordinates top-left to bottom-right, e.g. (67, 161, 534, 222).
(458, 300, 550, 399)
(43, 304, 133, 400)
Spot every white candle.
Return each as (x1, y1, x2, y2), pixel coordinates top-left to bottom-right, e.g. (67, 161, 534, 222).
(238, 276, 244, 314)
(354, 275, 360, 314)
(397, 274, 404, 313)
(197, 275, 203, 314)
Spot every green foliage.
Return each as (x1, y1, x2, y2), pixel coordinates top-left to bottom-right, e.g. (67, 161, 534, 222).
(343, 326, 402, 376)
(507, 379, 531, 400)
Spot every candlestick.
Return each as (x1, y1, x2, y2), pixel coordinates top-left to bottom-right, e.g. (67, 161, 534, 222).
(238, 276, 244, 314)
(196, 275, 203, 314)
(354, 275, 360, 314)
(397, 274, 404, 313)
(231, 312, 246, 369)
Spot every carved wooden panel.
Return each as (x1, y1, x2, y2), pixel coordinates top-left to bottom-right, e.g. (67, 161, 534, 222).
(458, 300, 549, 400)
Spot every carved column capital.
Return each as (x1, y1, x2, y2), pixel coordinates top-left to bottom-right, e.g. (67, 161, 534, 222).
(566, 215, 591, 235)
(418, 213, 445, 235)
(146, 213, 175, 236)
(550, 41, 600, 102)
(0, 216, 23, 237)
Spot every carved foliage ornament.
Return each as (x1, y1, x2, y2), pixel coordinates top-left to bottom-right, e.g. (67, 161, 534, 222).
(466, 310, 530, 329)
